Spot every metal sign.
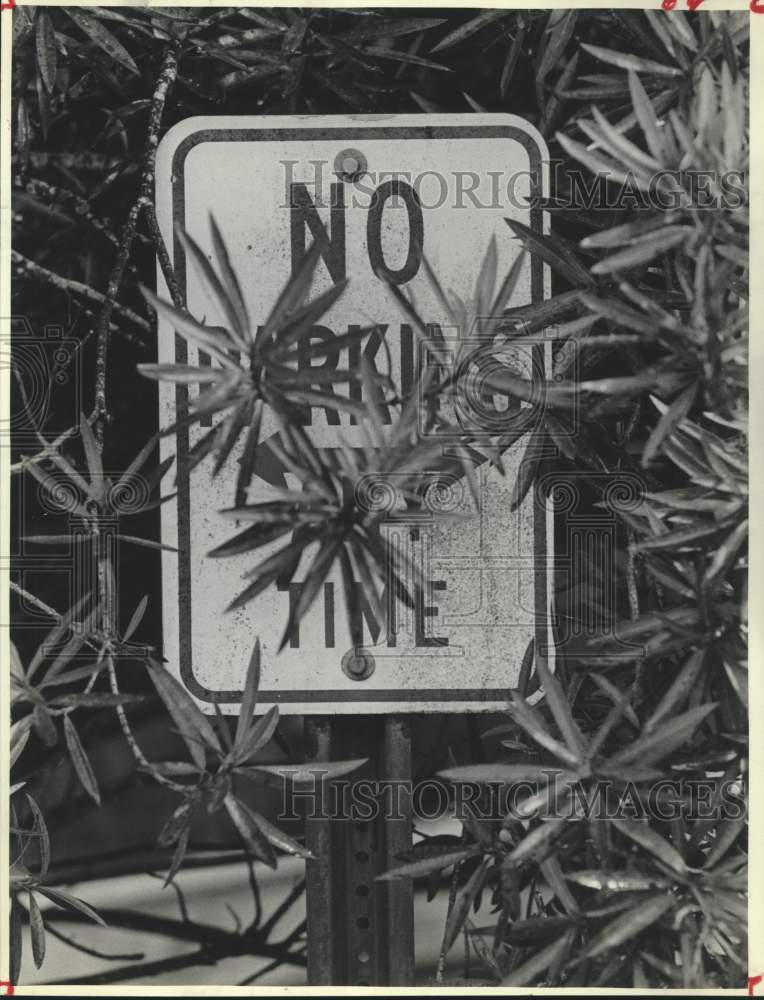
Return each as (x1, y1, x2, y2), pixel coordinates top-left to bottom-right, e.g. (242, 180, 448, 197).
(155, 114, 551, 714)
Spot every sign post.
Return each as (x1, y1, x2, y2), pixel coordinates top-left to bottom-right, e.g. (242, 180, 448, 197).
(305, 716, 413, 985)
(155, 114, 550, 985)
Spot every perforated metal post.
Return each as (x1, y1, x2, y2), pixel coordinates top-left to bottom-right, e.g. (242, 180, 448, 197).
(305, 716, 414, 986)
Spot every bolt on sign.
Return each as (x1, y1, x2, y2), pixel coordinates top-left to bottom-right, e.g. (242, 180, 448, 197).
(155, 114, 552, 714)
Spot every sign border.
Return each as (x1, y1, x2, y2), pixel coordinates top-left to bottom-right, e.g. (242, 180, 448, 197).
(158, 116, 550, 708)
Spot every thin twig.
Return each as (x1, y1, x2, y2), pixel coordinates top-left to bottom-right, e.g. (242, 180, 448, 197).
(9, 581, 63, 624)
(93, 43, 180, 440)
(258, 878, 305, 938)
(143, 200, 184, 307)
(49, 907, 307, 986)
(18, 177, 146, 257)
(106, 653, 185, 793)
(11, 250, 149, 335)
(237, 955, 289, 986)
(43, 920, 145, 963)
(148, 870, 190, 923)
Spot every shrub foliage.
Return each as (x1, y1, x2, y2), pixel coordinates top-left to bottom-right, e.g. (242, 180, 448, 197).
(10, 6, 747, 988)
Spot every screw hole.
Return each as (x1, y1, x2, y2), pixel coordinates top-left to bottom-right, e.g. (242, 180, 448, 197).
(355, 884, 370, 898)
(355, 850, 369, 863)
(358, 950, 371, 964)
(356, 916, 370, 930)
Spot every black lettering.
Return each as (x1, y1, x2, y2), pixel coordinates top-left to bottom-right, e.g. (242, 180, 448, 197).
(367, 180, 423, 285)
(290, 181, 346, 283)
(324, 582, 335, 648)
(415, 580, 448, 647)
(296, 325, 340, 426)
(349, 324, 391, 424)
(278, 582, 303, 648)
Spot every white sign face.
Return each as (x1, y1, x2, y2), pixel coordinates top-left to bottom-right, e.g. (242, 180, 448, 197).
(155, 114, 551, 714)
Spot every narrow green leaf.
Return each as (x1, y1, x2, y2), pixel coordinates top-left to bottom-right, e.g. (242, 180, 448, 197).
(378, 847, 481, 880)
(16, 98, 30, 172)
(164, 824, 191, 886)
(438, 764, 556, 784)
(63, 716, 101, 806)
(503, 927, 575, 985)
(36, 886, 106, 926)
(584, 105, 662, 173)
(581, 42, 681, 77)
(251, 757, 367, 788)
(566, 870, 670, 891)
(176, 227, 250, 354)
(258, 238, 324, 347)
(342, 17, 446, 42)
(224, 794, 277, 869)
(556, 132, 647, 190)
(208, 521, 293, 558)
(25, 794, 50, 877)
(591, 673, 639, 728)
(158, 795, 198, 847)
(591, 228, 691, 276)
(642, 384, 698, 466)
(443, 857, 492, 954)
(612, 818, 686, 873)
(536, 10, 578, 84)
(151, 761, 201, 778)
(234, 639, 261, 752)
(10, 719, 32, 768)
(65, 8, 140, 74)
(581, 212, 683, 250)
(584, 892, 674, 958)
(431, 10, 505, 52)
(33, 704, 58, 747)
(148, 661, 222, 768)
(28, 891, 46, 968)
(269, 280, 348, 360)
(246, 809, 314, 860)
(140, 286, 236, 365)
(703, 817, 745, 870)
(540, 856, 578, 915)
(628, 69, 669, 163)
(209, 214, 250, 346)
(363, 46, 452, 72)
(50, 692, 141, 709)
(122, 595, 148, 643)
(137, 364, 221, 384)
(510, 431, 541, 513)
(534, 650, 587, 762)
(508, 696, 580, 768)
(22, 457, 90, 517)
(226, 532, 310, 612)
(505, 218, 595, 288)
(474, 235, 497, 319)
(644, 648, 706, 733)
(508, 817, 568, 864)
(235, 705, 280, 765)
(39, 661, 104, 689)
(610, 703, 717, 766)
(702, 518, 748, 591)
(35, 11, 57, 92)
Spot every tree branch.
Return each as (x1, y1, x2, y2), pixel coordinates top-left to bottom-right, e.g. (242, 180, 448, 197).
(93, 43, 180, 440)
(11, 250, 149, 337)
